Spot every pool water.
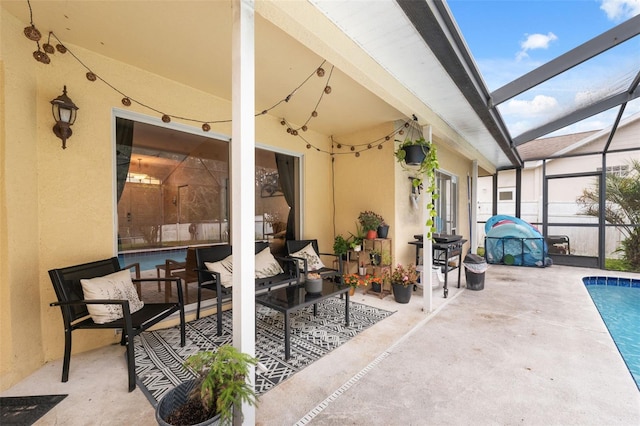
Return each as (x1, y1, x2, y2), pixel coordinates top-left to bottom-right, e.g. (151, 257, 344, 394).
(118, 248, 187, 272)
(583, 276, 640, 390)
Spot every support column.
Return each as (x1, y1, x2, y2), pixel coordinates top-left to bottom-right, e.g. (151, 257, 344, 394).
(471, 160, 478, 253)
(492, 172, 498, 216)
(231, 0, 256, 423)
(515, 167, 522, 219)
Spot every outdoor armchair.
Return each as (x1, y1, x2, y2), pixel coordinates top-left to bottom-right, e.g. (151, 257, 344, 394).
(48, 257, 186, 392)
(286, 239, 342, 282)
(194, 242, 299, 335)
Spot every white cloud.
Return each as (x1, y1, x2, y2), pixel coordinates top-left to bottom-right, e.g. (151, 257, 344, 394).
(501, 95, 560, 116)
(600, 0, 640, 21)
(516, 32, 558, 60)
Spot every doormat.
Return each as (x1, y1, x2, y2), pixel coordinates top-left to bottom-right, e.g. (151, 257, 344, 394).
(134, 297, 394, 405)
(0, 394, 67, 425)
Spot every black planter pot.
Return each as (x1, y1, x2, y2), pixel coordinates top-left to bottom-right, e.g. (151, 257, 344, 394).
(371, 282, 382, 293)
(156, 379, 221, 426)
(370, 253, 381, 266)
(392, 283, 413, 304)
(402, 144, 429, 166)
(377, 225, 389, 239)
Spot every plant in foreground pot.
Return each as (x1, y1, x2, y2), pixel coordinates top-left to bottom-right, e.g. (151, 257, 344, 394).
(395, 136, 439, 240)
(158, 345, 258, 425)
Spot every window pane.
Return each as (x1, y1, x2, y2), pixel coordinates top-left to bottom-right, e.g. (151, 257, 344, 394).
(115, 117, 300, 308)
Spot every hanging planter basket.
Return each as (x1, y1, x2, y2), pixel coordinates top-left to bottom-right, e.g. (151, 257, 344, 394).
(402, 144, 429, 166)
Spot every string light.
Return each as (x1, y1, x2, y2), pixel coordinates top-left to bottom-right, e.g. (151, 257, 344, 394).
(21, 0, 421, 159)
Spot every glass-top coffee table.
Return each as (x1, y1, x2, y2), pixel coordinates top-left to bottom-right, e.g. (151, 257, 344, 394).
(255, 281, 350, 360)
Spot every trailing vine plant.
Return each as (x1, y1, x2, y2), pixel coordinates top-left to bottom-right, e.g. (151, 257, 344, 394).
(394, 137, 439, 240)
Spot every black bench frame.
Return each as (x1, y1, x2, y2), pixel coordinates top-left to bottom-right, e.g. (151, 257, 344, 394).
(194, 242, 300, 336)
(48, 257, 186, 391)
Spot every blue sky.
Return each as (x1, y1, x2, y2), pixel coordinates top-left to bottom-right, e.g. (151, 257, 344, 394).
(447, 0, 640, 138)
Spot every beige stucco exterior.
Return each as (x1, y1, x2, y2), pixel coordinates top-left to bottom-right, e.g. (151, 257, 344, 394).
(0, 6, 476, 391)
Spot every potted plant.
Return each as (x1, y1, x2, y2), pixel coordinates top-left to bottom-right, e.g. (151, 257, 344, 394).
(384, 263, 418, 304)
(381, 249, 392, 267)
(156, 345, 258, 426)
(368, 275, 383, 293)
(394, 136, 430, 165)
(370, 249, 382, 266)
(349, 222, 365, 251)
(395, 136, 439, 240)
(333, 235, 350, 260)
(358, 261, 366, 276)
(377, 221, 390, 239)
(358, 211, 384, 239)
(342, 273, 365, 296)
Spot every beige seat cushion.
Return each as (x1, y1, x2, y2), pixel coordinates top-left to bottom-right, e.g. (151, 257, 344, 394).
(290, 243, 326, 271)
(80, 269, 144, 324)
(205, 254, 234, 288)
(255, 247, 284, 278)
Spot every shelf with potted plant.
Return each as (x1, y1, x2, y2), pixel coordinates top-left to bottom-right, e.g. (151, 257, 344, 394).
(361, 239, 392, 299)
(395, 136, 439, 240)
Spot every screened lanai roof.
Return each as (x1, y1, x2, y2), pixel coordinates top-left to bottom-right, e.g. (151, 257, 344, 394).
(3, 0, 638, 172)
(312, 0, 640, 171)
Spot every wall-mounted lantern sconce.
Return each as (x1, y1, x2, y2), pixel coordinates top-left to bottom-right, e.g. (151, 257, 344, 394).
(50, 86, 78, 149)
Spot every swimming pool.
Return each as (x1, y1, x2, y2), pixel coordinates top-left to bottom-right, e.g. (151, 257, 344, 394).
(583, 276, 640, 390)
(118, 248, 187, 272)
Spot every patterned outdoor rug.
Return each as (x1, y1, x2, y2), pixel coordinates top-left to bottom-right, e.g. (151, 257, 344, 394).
(134, 297, 394, 404)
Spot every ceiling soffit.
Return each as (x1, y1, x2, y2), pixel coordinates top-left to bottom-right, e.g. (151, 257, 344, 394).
(302, 0, 518, 171)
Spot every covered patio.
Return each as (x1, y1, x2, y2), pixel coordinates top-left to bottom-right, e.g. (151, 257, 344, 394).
(2, 0, 639, 424)
(3, 265, 639, 424)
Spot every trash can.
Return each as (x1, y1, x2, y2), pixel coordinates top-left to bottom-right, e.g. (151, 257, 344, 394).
(464, 253, 487, 291)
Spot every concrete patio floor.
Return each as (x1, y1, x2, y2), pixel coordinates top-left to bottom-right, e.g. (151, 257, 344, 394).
(3, 264, 639, 425)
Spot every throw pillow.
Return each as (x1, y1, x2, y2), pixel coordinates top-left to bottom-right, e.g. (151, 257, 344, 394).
(80, 269, 144, 324)
(255, 247, 284, 278)
(290, 243, 325, 272)
(205, 254, 234, 288)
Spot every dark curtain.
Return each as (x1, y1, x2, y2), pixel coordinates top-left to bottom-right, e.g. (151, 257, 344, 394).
(115, 117, 134, 202)
(275, 153, 296, 240)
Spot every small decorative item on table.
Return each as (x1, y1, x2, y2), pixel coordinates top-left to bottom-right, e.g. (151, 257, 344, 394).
(305, 272, 323, 294)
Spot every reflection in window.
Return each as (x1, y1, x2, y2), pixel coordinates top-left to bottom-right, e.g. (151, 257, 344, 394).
(116, 118, 230, 250)
(434, 170, 458, 235)
(115, 117, 298, 306)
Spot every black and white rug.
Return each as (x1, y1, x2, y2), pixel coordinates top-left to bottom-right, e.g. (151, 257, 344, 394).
(134, 297, 394, 405)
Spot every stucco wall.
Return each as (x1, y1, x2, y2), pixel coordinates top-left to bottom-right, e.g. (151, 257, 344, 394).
(1, 10, 44, 391)
(333, 122, 395, 251)
(0, 10, 332, 390)
(1, 8, 476, 390)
